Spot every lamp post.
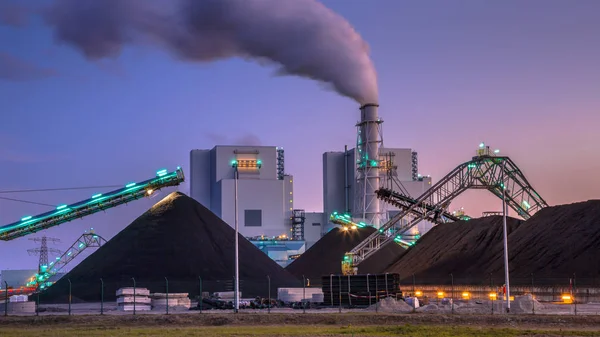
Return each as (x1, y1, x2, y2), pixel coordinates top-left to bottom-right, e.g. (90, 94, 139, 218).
(232, 161, 240, 313)
(501, 159, 511, 313)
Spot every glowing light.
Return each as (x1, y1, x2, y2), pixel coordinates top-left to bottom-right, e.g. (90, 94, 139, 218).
(56, 205, 68, 210)
(92, 194, 102, 199)
(415, 290, 423, 297)
(126, 182, 136, 188)
(147, 189, 154, 196)
(21, 216, 32, 221)
(489, 292, 497, 300)
(479, 142, 485, 148)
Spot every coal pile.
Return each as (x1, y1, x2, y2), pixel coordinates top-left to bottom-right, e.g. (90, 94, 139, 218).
(285, 227, 404, 284)
(385, 215, 523, 283)
(41, 192, 300, 302)
(486, 200, 600, 282)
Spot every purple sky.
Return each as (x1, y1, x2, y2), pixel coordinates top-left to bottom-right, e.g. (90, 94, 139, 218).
(1, 0, 599, 271)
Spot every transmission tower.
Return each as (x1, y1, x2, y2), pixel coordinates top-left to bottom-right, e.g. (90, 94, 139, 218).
(28, 236, 62, 272)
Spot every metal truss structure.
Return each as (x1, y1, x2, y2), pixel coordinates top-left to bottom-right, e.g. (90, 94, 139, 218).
(345, 147, 548, 271)
(31, 231, 107, 290)
(0, 167, 184, 241)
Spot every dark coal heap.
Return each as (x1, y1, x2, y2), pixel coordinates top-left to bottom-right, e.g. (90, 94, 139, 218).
(385, 215, 523, 283)
(286, 227, 404, 284)
(41, 192, 300, 302)
(386, 201, 600, 285)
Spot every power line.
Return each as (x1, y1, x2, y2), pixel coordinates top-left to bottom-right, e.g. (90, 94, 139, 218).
(0, 196, 55, 207)
(0, 185, 122, 194)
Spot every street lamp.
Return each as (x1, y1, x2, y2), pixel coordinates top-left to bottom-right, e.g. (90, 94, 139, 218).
(501, 159, 511, 313)
(232, 161, 240, 313)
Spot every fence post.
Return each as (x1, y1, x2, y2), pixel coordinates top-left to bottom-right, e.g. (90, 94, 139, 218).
(573, 273, 577, 315)
(375, 275, 379, 313)
(100, 278, 104, 315)
(450, 273, 454, 314)
(384, 273, 389, 298)
(366, 274, 371, 307)
(131, 277, 136, 315)
(165, 277, 169, 315)
(412, 274, 416, 313)
(531, 273, 534, 315)
(338, 275, 342, 313)
(198, 276, 203, 313)
(68, 278, 72, 316)
(302, 275, 306, 314)
(4, 281, 7, 316)
(490, 273, 494, 315)
(329, 274, 333, 308)
(267, 275, 271, 314)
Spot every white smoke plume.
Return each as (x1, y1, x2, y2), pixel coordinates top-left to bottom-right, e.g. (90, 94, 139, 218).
(42, 0, 378, 104)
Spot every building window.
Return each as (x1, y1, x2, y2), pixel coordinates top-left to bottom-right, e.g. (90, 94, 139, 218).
(312, 222, 321, 227)
(245, 210, 262, 227)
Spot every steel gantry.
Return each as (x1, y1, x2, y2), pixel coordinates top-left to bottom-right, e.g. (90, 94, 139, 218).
(343, 145, 548, 273)
(0, 167, 184, 241)
(29, 231, 107, 290)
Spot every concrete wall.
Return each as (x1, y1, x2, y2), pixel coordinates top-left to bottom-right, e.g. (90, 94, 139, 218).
(190, 145, 293, 239)
(189, 149, 211, 208)
(220, 177, 293, 238)
(380, 147, 414, 181)
(304, 212, 325, 249)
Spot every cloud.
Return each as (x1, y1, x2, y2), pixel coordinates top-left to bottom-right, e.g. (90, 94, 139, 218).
(0, 2, 32, 27)
(0, 52, 58, 81)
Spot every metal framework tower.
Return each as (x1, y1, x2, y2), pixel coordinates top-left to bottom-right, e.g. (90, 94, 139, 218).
(353, 103, 385, 228)
(276, 147, 285, 180)
(27, 236, 61, 272)
(291, 209, 305, 240)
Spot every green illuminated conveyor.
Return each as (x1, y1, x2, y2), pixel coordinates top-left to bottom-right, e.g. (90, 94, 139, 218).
(0, 167, 185, 241)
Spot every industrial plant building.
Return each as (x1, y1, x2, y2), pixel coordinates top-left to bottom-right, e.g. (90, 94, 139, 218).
(189, 146, 318, 267)
(189, 144, 434, 267)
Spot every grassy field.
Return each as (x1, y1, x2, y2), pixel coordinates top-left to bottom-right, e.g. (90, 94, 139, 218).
(2, 313, 600, 337)
(1, 324, 599, 337)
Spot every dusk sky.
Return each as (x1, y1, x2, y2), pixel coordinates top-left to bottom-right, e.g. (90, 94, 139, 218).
(1, 0, 599, 271)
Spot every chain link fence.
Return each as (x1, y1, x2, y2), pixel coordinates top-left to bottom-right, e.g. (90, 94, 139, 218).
(2, 273, 600, 316)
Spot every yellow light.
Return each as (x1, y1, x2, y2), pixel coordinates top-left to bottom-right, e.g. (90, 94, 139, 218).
(351, 225, 357, 230)
(437, 291, 444, 298)
(562, 294, 573, 303)
(342, 227, 348, 231)
(147, 189, 154, 195)
(415, 290, 422, 297)
(462, 292, 470, 299)
(489, 292, 497, 300)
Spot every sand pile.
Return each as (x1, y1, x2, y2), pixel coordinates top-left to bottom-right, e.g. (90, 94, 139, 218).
(40, 192, 299, 302)
(367, 297, 413, 313)
(385, 215, 522, 282)
(285, 227, 404, 283)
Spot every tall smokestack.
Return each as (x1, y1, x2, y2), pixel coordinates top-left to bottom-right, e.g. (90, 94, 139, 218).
(354, 103, 383, 227)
